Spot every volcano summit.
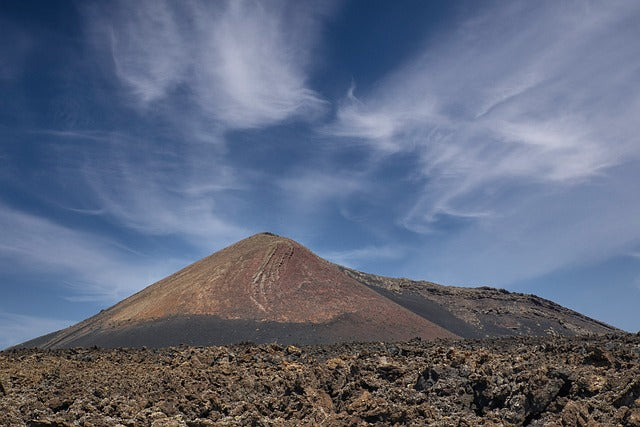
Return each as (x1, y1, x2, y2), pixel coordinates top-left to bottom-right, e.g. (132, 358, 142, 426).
(20, 233, 616, 349)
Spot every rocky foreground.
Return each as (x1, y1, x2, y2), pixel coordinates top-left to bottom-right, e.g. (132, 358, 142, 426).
(1, 334, 639, 426)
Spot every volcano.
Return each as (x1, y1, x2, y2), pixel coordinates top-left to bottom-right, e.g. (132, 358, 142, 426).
(19, 233, 616, 349)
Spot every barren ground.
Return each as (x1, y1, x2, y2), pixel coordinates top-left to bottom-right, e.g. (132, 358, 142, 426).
(1, 334, 639, 426)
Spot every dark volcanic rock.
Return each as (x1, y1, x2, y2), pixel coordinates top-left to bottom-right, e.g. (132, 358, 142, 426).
(342, 267, 617, 339)
(1, 334, 639, 425)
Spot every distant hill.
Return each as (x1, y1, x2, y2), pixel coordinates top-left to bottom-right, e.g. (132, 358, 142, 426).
(17, 233, 616, 349)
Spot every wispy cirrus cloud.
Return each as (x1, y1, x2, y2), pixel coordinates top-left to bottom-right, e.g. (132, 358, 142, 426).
(278, 169, 366, 207)
(321, 245, 404, 270)
(86, 0, 328, 129)
(34, 130, 250, 249)
(406, 163, 640, 286)
(52, 0, 333, 250)
(65, 1, 332, 250)
(329, 1, 640, 228)
(0, 311, 73, 350)
(0, 204, 184, 302)
(325, 1, 640, 285)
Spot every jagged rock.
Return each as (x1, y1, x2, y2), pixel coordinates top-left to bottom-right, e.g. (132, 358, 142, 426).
(627, 408, 640, 427)
(285, 345, 301, 356)
(561, 401, 590, 426)
(150, 415, 187, 427)
(613, 378, 640, 408)
(1, 334, 638, 425)
(27, 420, 72, 427)
(415, 367, 439, 391)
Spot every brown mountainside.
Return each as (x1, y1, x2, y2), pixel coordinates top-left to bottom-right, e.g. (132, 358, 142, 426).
(18, 233, 616, 349)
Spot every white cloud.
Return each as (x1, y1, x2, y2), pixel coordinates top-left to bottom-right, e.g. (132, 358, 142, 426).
(321, 245, 404, 269)
(0, 311, 73, 350)
(0, 204, 181, 302)
(107, 1, 187, 103)
(87, 0, 328, 129)
(278, 170, 366, 206)
(76, 132, 249, 247)
(28, 129, 249, 249)
(194, 1, 327, 128)
(403, 161, 640, 287)
(329, 1, 640, 229)
(325, 1, 640, 285)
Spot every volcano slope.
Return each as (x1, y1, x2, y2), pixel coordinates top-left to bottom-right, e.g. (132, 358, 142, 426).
(19, 233, 615, 349)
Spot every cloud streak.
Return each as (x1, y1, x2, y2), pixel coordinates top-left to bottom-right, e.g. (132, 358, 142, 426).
(0, 204, 181, 302)
(278, 170, 366, 207)
(80, 134, 249, 247)
(326, 1, 640, 284)
(88, 0, 328, 129)
(0, 311, 73, 349)
(25, 129, 250, 250)
(321, 245, 404, 270)
(330, 1, 640, 226)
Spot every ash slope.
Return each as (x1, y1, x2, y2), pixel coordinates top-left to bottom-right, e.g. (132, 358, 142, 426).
(21, 233, 453, 349)
(342, 268, 617, 339)
(19, 233, 616, 349)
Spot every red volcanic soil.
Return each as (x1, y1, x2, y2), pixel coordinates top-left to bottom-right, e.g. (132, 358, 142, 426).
(107, 233, 441, 325)
(19, 232, 616, 350)
(27, 233, 455, 349)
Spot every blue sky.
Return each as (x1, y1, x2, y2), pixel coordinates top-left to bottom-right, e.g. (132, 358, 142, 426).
(1, 0, 639, 348)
